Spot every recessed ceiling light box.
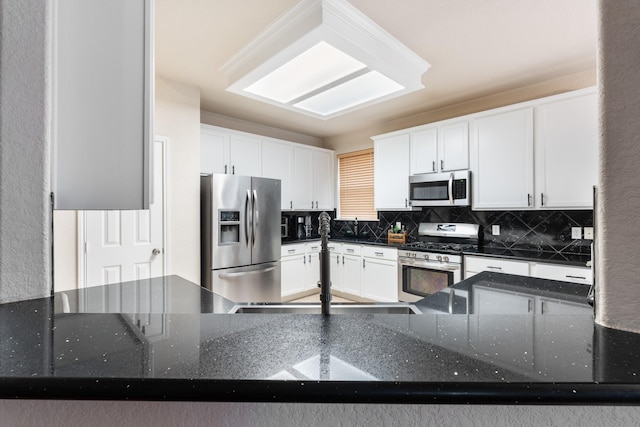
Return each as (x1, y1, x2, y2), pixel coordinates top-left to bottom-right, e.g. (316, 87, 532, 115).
(221, 0, 430, 119)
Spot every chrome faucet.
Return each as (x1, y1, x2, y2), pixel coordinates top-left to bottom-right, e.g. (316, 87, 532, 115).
(318, 211, 332, 315)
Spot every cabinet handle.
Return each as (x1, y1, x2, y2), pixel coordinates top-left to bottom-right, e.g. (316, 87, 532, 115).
(541, 193, 545, 207)
(308, 254, 312, 263)
(342, 255, 345, 265)
(290, 201, 293, 209)
(311, 201, 314, 209)
(346, 248, 354, 253)
(405, 198, 408, 208)
(487, 266, 502, 270)
(441, 160, 444, 171)
(527, 193, 532, 207)
(528, 299, 533, 313)
(566, 275, 586, 280)
(288, 249, 295, 253)
(541, 301, 545, 315)
(363, 259, 366, 268)
(337, 255, 340, 264)
(432, 161, 436, 172)
(224, 164, 228, 174)
(232, 165, 235, 175)
(303, 256, 306, 264)
(374, 252, 384, 257)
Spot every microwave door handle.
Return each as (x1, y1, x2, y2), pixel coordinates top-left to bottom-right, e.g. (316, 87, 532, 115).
(448, 173, 454, 205)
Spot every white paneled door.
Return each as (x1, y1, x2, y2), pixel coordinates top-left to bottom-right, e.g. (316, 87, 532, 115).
(81, 138, 166, 287)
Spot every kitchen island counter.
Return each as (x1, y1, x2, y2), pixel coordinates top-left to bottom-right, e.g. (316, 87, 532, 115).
(1, 274, 640, 404)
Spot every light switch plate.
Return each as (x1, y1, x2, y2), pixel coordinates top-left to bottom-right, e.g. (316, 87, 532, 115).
(492, 225, 500, 236)
(571, 227, 582, 239)
(584, 227, 594, 240)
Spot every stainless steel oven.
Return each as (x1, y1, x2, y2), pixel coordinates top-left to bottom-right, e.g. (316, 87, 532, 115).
(397, 251, 462, 302)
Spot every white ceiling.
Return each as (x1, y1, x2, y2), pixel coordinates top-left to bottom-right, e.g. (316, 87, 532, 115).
(155, 0, 597, 139)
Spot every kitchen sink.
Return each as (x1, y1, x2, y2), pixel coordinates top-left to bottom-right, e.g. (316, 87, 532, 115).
(229, 303, 422, 314)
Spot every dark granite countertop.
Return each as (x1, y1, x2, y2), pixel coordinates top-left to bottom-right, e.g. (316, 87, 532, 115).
(2, 273, 640, 404)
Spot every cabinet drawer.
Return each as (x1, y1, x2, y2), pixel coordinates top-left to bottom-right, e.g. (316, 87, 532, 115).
(306, 242, 322, 253)
(465, 256, 530, 276)
(361, 245, 397, 261)
(342, 244, 361, 256)
(530, 263, 592, 285)
(327, 242, 342, 253)
(281, 243, 306, 257)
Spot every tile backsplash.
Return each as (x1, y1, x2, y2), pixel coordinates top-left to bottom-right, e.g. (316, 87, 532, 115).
(330, 207, 593, 256)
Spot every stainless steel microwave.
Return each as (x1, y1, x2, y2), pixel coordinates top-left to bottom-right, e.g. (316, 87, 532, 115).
(409, 170, 471, 207)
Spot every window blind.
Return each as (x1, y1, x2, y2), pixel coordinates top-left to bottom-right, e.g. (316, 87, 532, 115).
(338, 148, 377, 220)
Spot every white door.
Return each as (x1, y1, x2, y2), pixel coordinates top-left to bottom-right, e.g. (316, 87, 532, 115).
(81, 138, 166, 287)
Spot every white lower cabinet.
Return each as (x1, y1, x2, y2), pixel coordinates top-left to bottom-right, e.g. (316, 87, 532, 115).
(361, 246, 398, 302)
(282, 242, 398, 302)
(341, 244, 362, 297)
(465, 255, 592, 286)
(280, 244, 306, 298)
(327, 243, 343, 292)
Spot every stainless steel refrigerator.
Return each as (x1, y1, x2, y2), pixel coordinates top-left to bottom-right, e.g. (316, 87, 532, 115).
(201, 174, 281, 302)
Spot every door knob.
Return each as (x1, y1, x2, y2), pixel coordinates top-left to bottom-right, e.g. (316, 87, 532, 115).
(152, 248, 161, 255)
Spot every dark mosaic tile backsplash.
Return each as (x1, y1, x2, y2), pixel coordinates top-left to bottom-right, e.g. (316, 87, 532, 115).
(286, 208, 593, 256)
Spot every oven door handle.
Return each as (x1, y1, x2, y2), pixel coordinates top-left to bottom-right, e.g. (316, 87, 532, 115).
(448, 289, 455, 314)
(448, 172, 454, 205)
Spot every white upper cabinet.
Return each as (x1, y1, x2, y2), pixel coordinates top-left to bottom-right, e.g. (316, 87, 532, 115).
(228, 134, 262, 177)
(437, 120, 469, 172)
(469, 87, 597, 210)
(312, 149, 335, 210)
(534, 91, 598, 209)
(374, 133, 412, 210)
(293, 147, 314, 210)
(410, 128, 438, 175)
(200, 127, 227, 174)
(52, 0, 153, 210)
(262, 139, 294, 211)
(200, 125, 261, 176)
(471, 108, 534, 210)
(201, 124, 335, 212)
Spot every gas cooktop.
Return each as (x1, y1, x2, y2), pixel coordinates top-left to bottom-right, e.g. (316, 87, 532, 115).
(399, 222, 481, 254)
(400, 241, 478, 254)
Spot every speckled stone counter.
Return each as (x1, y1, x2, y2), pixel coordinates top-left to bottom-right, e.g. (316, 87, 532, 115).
(1, 274, 640, 404)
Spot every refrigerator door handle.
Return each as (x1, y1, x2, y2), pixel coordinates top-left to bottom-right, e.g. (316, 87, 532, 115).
(218, 264, 278, 279)
(245, 189, 251, 247)
(252, 189, 258, 247)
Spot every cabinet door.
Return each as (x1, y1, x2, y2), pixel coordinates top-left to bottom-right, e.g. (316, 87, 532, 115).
(281, 254, 306, 297)
(342, 254, 362, 297)
(410, 128, 438, 175)
(374, 133, 411, 210)
(312, 150, 335, 210)
(534, 92, 598, 209)
(471, 108, 534, 210)
(228, 134, 262, 177)
(52, 0, 153, 210)
(293, 147, 313, 210)
(438, 121, 469, 172)
(262, 140, 294, 210)
(200, 127, 228, 174)
(361, 257, 398, 302)
(328, 243, 343, 292)
(305, 251, 320, 291)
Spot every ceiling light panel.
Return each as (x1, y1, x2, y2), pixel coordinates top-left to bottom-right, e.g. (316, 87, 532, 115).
(294, 71, 404, 116)
(221, 0, 430, 119)
(243, 41, 366, 103)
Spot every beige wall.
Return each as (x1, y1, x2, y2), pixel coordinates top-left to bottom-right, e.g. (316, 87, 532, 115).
(201, 110, 323, 147)
(325, 69, 596, 154)
(53, 77, 201, 289)
(153, 77, 201, 284)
